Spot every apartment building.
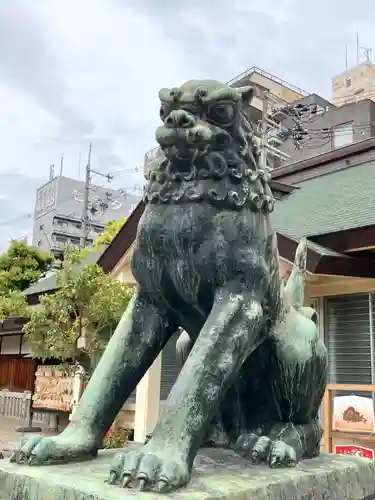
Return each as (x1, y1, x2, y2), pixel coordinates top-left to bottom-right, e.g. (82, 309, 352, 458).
(332, 61, 375, 107)
(32, 175, 140, 257)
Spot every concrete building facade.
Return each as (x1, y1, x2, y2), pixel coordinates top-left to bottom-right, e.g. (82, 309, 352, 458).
(279, 97, 375, 165)
(32, 175, 140, 257)
(332, 61, 375, 106)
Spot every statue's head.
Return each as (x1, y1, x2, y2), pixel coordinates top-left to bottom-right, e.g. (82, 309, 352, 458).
(145, 79, 274, 211)
(156, 80, 254, 163)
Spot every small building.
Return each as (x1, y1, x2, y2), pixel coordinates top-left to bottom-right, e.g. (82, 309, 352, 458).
(32, 174, 140, 258)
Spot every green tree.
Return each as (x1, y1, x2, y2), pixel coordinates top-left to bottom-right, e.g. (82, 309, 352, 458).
(0, 240, 51, 319)
(0, 240, 52, 293)
(23, 247, 132, 374)
(93, 217, 127, 248)
(0, 290, 29, 319)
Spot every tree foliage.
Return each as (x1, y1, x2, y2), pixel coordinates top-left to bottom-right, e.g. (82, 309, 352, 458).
(93, 217, 127, 248)
(0, 290, 29, 319)
(24, 247, 132, 373)
(0, 240, 51, 293)
(0, 240, 51, 319)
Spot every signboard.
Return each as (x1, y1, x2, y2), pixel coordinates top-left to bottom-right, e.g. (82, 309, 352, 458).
(335, 445, 374, 459)
(32, 365, 74, 413)
(333, 395, 375, 433)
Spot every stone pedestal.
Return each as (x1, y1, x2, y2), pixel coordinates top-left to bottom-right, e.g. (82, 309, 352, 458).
(1, 448, 375, 500)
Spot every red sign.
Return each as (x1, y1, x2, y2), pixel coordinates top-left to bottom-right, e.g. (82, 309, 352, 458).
(335, 445, 374, 459)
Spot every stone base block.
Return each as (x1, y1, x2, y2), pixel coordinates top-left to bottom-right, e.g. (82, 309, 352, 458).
(1, 448, 375, 499)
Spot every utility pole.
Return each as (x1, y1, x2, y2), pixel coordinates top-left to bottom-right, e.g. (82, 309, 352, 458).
(80, 142, 114, 249)
(81, 142, 92, 249)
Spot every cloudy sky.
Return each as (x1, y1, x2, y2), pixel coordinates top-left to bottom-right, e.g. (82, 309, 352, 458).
(0, 0, 373, 250)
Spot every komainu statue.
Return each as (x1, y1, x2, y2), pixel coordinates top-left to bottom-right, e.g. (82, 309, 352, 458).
(11, 80, 327, 492)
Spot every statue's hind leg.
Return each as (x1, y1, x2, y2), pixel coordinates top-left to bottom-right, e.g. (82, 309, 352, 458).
(10, 290, 177, 465)
(235, 239, 328, 467)
(235, 318, 327, 467)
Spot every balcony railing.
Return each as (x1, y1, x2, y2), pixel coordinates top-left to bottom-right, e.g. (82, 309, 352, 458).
(226, 66, 308, 97)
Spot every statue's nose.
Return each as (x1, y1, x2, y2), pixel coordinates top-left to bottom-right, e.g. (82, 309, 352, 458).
(164, 110, 196, 129)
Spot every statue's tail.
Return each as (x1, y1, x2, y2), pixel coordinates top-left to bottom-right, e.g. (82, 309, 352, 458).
(176, 329, 192, 367)
(283, 237, 307, 311)
(265, 231, 282, 325)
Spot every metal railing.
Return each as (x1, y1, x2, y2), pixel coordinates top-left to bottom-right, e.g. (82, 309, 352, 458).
(226, 66, 308, 97)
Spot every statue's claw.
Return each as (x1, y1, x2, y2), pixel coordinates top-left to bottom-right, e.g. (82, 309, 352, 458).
(121, 474, 131, 488)
(105, 471, 117, 485)
(110, 443, 189, 492)
(268, 441, 297, 468)
(156, 479, 169, 493)
(137, 477, 147, 491)
(250, 436, 272, 464)
(8, 431, 98, 466)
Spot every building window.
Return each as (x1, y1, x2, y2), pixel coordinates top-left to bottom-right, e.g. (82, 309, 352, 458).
(332, 123, 354, 149)
(325, 293, 374, 396)
(53, 217, 68, 228)
(69, 237, 80, 247)
(54, 235, 67, 244)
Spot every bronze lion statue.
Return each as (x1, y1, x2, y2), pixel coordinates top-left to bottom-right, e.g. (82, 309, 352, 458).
(11, 79, 327, 493)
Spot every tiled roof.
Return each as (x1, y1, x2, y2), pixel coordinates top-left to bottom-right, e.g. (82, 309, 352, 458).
(272, 160, 375, 237)
(23, 247, 106, 297)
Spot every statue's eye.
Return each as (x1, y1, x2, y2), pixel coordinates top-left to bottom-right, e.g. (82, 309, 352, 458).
(207, 103, 235, 125)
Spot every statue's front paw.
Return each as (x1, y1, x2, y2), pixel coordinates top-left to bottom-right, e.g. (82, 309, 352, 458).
(9, 431, 98, 465)
(107, 445, 190, 493)
(234, 433, 298, 468)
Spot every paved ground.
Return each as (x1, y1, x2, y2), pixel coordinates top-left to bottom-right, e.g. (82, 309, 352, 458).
(0, 417, 57, 458)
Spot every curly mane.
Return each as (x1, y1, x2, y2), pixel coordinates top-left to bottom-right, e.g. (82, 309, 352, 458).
(144, 112, 275, 213)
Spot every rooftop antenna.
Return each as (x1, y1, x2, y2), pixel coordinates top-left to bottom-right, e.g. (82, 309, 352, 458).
(362, 47, 372, 63)
(77, 151, 81, 180)
(49, 164, 55, 181)
(357, 30, 360, 64)
(59, 156, 64, 176)
(345, 43, 348, 74)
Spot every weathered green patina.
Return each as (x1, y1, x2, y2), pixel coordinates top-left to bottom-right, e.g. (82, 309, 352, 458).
(10, 79, 327, 493)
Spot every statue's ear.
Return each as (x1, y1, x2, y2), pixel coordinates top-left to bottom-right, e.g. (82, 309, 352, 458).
(237, 86, 254, 104)
(159, 88, 171, 102)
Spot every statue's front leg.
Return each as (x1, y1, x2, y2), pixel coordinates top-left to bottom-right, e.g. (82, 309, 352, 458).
(10, 290, 176, 465)
(111, 284, 266, 492)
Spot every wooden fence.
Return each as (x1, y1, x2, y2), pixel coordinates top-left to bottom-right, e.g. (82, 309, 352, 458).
(0, 390, 50, 424)
(0, 356, 36, 392)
